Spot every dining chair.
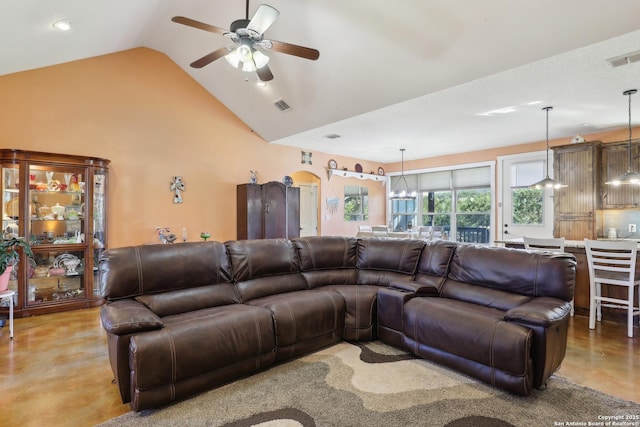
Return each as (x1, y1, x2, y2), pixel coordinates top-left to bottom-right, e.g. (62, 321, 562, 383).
(388, 232, 410, 239)
(371, 225, 389, 237)
(355, 231, 375, 239)
(417, 226, 432, 240)
(583, 239, 640, 338)
(431, 226, 445, 240)
(523, 237, 572, 316)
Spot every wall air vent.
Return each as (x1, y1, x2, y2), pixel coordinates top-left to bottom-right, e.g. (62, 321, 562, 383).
(606, 50, 640, 68)
(324, 134, 342, 140)
(273, 99, 291, 112)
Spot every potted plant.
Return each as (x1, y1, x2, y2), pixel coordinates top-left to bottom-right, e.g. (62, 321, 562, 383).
(0, 236, 33, 292)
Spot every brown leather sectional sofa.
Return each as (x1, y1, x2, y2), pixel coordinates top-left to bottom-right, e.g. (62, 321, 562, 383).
(99, 236, 576, 411)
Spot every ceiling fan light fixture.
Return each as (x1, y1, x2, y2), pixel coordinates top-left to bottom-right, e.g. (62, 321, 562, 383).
(172, 0, 319, 81)
(252, 50, 269, 69)
(241, 60, 257, 72)
(225, 49, 242, 68)
(237, 44, 253, 62)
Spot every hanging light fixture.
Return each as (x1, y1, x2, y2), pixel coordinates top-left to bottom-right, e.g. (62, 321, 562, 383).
(606, 89, 639, 186)
(531, 106, 567, 189)
(389, 148, 417, 200)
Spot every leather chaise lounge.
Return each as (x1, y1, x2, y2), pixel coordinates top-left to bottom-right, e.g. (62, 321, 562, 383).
(99, 236, 576, 411)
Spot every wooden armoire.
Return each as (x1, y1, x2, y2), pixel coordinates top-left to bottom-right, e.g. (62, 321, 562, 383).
(237, 181, 300, 240)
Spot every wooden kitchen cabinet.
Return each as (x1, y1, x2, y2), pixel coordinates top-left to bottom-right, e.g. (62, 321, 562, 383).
(601, 140, 640, 208)
(1, 149, 109, 317)
(552, 142, 602, 240)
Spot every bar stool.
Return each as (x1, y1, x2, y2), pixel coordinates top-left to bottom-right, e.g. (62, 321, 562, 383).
(584, 239, 640, 338)
(0, 289, 15, 340)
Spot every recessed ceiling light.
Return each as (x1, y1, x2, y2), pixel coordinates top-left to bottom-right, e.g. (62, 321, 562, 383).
(53, 20, 71, 31)
(476, 106, 517, 117)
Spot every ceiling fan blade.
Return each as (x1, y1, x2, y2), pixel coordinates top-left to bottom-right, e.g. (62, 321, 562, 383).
(171, 16, 228, 36)
(190, 47, 229, 68)
(247, 5, 279, 35)
(256, 65, 274, 82)
(269, 40, 320, 61)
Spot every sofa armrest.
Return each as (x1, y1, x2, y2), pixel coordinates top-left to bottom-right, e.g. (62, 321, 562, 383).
(389, 280, 439, 296)
(100, 299, 163, 335)
(504, 297, 571, 328)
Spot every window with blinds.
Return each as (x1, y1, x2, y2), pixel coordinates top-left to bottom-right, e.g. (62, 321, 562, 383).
(390, 165, 492, 243)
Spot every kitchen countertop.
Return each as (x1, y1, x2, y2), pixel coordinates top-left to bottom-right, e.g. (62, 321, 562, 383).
(495, 238, 640, 249)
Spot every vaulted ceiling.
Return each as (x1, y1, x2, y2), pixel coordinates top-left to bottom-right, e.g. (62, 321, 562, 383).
(3, 0, 640, 162)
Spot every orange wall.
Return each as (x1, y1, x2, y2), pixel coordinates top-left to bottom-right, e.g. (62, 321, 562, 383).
(2, 47, 634, 247)
(0, 48, 384, 247)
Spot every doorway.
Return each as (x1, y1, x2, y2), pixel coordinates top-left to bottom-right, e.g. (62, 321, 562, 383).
(292, 171, 320, 237)
(497, 151, 554, 241)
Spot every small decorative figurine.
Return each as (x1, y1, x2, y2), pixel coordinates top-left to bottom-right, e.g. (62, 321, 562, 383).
(250, 171, 258, 184)
(283, 175, 293, 187)
(157, 227, 177, 244)
(170, 176, 186, 204)
(200, 232, 211, 242)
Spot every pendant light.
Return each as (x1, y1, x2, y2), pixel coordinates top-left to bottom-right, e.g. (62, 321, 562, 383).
(531, 106, 567, 189)
(605, 89, 639, 186)
(389, 148, 417, 200)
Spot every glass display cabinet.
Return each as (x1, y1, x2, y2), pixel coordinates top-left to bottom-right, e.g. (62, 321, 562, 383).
(0, 150, 109, 317)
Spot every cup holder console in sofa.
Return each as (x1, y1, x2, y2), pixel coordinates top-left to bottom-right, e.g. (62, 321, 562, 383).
(100, 236, 575, 411)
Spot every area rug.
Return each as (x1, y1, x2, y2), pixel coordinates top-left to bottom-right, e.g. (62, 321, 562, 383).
(98, 341, 640, 427)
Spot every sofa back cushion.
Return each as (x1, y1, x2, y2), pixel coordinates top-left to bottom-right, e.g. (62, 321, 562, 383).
(293, 236, 358, 288)
(100, 241, 235, 303)
(356, 238, 425, 286)
(226, 239, 308, 302)
(413, 240, 457, 289)
(440, 279, 533, 311)
(447, 244, 575, 301)
(135, 285, 238, 317)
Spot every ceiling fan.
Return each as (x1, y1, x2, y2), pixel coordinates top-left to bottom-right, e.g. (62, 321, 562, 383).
(172, 1, 320, 82)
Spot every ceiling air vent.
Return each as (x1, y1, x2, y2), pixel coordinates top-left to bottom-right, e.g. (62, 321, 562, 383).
(324, 134, 342, 140)
(273, 99, 291, 112)
(606, 50, 640, 68)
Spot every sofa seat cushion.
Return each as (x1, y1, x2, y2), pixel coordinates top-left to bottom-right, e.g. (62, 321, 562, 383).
(130, 304, 275, 391)
(403, 297, 532, 378)
(248, 290, 345, 348)
(320, 285, 380, 340)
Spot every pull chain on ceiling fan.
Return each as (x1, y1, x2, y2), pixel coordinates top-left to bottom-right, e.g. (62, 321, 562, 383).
(172, 0, 319, 82)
